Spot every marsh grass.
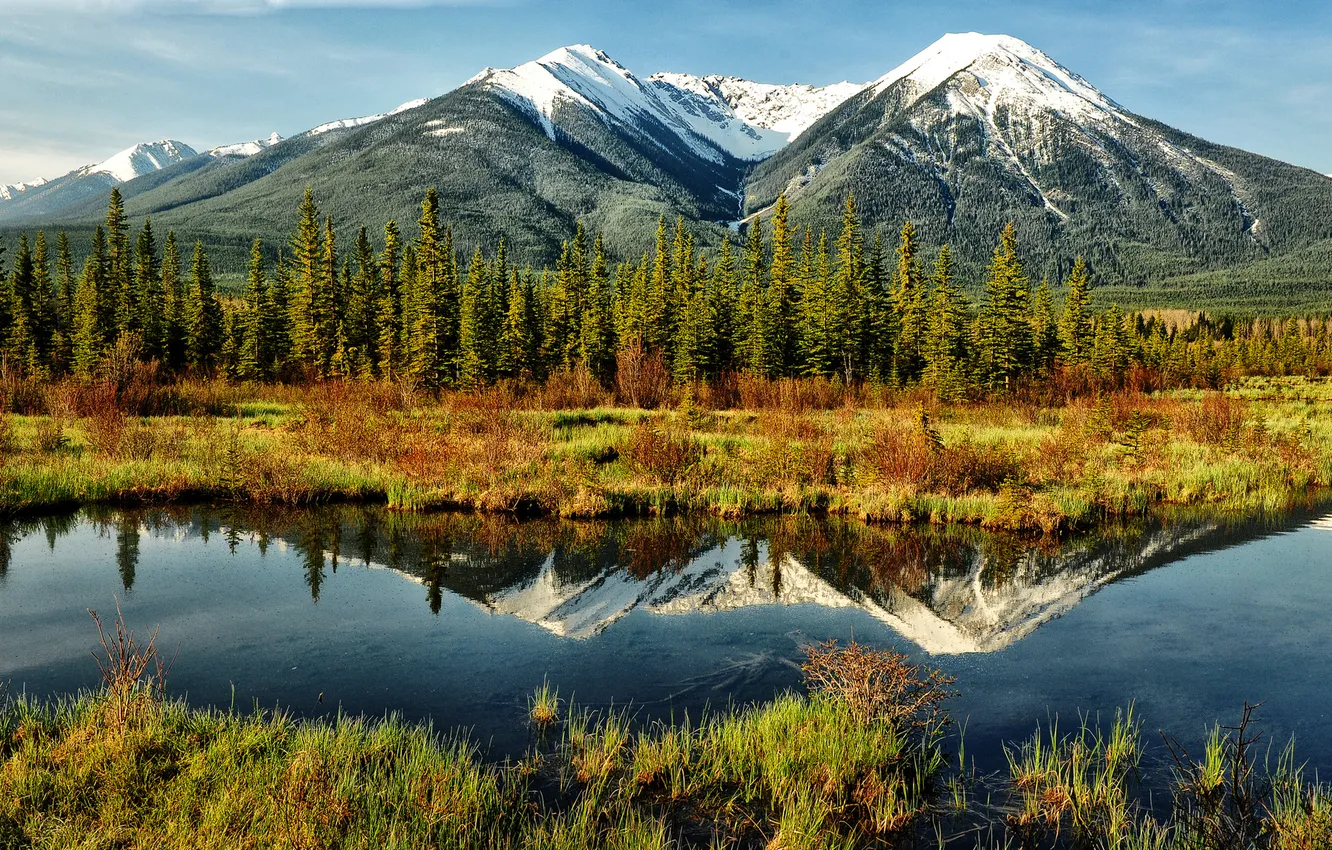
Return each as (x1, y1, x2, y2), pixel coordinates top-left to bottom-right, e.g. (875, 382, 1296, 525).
(1, 378, 1330, 534)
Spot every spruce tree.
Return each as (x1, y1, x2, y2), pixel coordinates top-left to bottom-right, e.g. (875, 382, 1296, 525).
(51, 231, 75, 370)
(976, 223, 1034, 391)
(289, 187, 322, 374)
(580, 234, 616, 382)
(891, 220, 927, 384)
(162, 231, 186, 371)
(266, 251, 293, 375)
(5, 234, 41, 375)
(709, 235, 739, 375)
(921, 245, 970, 401)
(798, 233, 838, 377)
(376, 221, 403, 379)
(1030, 277, 1059, 371)
(185, 241, 223, 371)
(737, 217, 773, 375)
(832, 195, 866, 383)
(238, 239, 268, 380)
(1058, 256, 1093, 365)
(645, 217, 672, 354)
(769, 195, 799, 375)
(134, 219, 165, 362)
(457, 246, 494, 388)
(31, 231, 54, 375)
(72, 226, 110, 376)
(104, 188, 133, 341)
(407, 191, 445, 387)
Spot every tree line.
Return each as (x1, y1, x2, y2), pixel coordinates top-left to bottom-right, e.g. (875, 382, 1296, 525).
(2, 187, 1330, 397)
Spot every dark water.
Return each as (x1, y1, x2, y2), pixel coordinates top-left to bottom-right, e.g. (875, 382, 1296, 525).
(2, 504, 1330, 772)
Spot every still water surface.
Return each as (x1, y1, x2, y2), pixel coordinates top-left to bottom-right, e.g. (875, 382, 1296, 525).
(2, 505, 1329, 771)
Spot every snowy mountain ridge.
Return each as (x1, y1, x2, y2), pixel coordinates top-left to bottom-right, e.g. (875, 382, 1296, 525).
(474, 44, 864, 163)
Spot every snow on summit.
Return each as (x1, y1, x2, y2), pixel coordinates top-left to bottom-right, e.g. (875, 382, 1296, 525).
(476, 44, 859, 161)
(83, 140, 197, 183)
(873, 32, 1127, 124)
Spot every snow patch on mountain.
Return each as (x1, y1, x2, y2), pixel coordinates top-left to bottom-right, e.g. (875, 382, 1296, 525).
(307, 98, 428, 136)
(81, 140, 197, 183)
(208, 132, 283, 158)
(651, 73, 864, 141)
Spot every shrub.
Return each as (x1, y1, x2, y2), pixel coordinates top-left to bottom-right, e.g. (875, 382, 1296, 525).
(622, 423, 702, 485)
(800, 639, 954, 737)
(614, 341, 669, 409)
(1179, 393, 1248, 448)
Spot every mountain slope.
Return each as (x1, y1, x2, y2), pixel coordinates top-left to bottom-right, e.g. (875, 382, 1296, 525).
(744, 33, 1332, 286)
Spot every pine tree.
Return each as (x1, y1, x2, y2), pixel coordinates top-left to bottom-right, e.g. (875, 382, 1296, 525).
(976, 223, 1034, 391)
(737, 217, 773, 375)
(580, 234, 616, 382)
(863, 232, 895, 382)
(921, 245, 970, 401)
(51, 231, 76, 370)
(157, 231, 186, 371)
(1058, 256, 1093, 365)
(342, 226, 378, 378)
(31, 231, 54, 374)
(5, 234, 42, 375)
(185, 241, 223, 371)
(501, 268, 540, 380)
(1031, 277, 1059, 370)
(238, 239, 268, 380)
(832, 195, 866, 383)
(709, 235, 739, 375)
(134, 219, 165, 362)
(891, 220, 927, 384)
(376, 221, 403, 379)
(104, 188, 133, 341)
(457, 246, 495, 389)
(72, 226, 109, 376)
(644, 217, 672, 354)
(407, 191, 445, 387)
(1090, 304, 1129, 382)
(799, 233, 838, 377)
(769, 195, 799, 375)
(266, 251, 293, 375)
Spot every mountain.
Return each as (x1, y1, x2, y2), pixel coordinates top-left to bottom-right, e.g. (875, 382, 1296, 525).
(744, 32, 1332, 285)
(3, 34, 1331, 297)
(0, 140, 197, 223)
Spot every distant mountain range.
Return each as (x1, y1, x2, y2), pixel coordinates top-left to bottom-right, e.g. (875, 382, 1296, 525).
(4, 33, 1331, 296)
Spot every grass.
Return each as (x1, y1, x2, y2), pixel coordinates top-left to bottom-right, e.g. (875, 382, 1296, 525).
(2, 376, 1331, 534)
(2, 620, 1330, 849)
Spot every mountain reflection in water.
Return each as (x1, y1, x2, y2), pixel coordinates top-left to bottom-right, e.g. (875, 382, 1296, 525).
(2, 503, 1323, 655)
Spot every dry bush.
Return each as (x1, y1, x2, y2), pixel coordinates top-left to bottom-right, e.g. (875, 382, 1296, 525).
(87, 601, 174, 727)
(615, 341, 669, 409)
(699, 371, 741, 410)
(296, 383, 408, 463)
(1178, 393, 1248, 448)
(869, 426, 1021, 495)
(735, 375, 850, 412)
(0, 362, 45, 414)
(84, 405, 127, 458)
(538, 365, 612, 410)
(801, 639, 954, 734)
(622, 422, 702, 485)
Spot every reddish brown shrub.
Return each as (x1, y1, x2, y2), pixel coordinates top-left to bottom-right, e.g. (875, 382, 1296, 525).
(622, 422, 702, 485)
(869, 427, 1021, 495)
(1178, 393, 1248, 447)
(614, 341, 669, 409)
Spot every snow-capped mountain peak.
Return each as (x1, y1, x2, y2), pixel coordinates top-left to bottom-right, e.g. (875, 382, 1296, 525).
(476, 44, 859, 163)
(81, 140, 197, 183)
(207, 131, 283, 159)
(873, 32, 1126, 125)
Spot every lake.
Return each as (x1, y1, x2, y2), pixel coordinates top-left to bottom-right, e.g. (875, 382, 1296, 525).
(2, 503, 1330, 773)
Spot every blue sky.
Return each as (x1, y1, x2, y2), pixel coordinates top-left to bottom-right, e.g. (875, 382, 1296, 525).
(2, 0, 1330, 184)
